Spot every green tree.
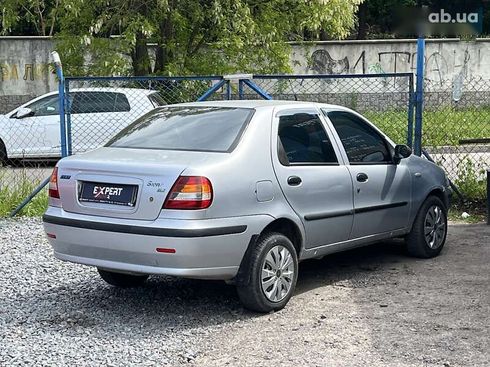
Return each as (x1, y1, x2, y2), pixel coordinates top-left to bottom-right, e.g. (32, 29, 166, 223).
(1, 0, 61, 36)
(55, 0, 363, 76)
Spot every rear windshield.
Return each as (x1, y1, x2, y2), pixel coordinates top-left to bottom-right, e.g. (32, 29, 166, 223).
(106, 106, 254, 152)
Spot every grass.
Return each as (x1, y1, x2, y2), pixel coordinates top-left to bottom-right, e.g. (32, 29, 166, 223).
(452, 158, 488, 200)
(448, 206, 487, 224)
(0, 180, 48, 217)
(364, 107, 490, 146)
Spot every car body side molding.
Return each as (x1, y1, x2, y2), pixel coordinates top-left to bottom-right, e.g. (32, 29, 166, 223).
(354, 201, 408, 214)
(304, 201, 408, 221)
(42, 214, 247, 238)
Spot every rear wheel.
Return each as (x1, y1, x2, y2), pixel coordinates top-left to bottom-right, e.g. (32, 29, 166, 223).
(237, 232, 298, 313)
(0, 140, 7, 166)
(406, 195, 448, 258)
(98, 268, 149, 288)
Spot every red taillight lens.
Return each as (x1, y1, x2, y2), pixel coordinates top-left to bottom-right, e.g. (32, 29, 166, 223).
(163, 176, 213, 210)
(48, 167, 60, 199)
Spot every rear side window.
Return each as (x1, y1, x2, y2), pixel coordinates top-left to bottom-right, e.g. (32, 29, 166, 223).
(326, 110, 392, 164)
(148, 93, 166, 107)
(278, 112, 338, 165)
(70, 92, 131, 114)
(107, 107, 253, 152)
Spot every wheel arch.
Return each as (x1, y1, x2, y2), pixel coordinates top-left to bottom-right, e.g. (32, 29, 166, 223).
(234, 217, 304, 286)
(425, 187, 449, 209)
(259, 217, 303, 256)
(409, 186, 448, 230)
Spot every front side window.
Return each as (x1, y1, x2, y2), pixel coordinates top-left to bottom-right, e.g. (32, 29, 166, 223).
(326, 110, 392, 164)
(278, 112, 338, 165)
(23, 94, 59, 117)
(70, 92, 131, 114)
(107, 106, 253, 152)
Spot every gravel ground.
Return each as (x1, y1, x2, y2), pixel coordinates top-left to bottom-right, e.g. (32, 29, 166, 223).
(1, 218, 489, 366)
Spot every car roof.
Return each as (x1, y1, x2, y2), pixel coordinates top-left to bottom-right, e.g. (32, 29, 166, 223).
(166, 100, 349, 110)
(39, 87, 157, 97)
(70, 87, 157, 95)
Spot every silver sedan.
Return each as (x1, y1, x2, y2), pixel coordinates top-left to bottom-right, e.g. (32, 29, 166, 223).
(43, 101, 451, 312)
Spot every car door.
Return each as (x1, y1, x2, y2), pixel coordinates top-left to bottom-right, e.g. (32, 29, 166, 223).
(323, 109, 411, 239)
(272, 107, 354, 249)
(8, 94, 61, 157)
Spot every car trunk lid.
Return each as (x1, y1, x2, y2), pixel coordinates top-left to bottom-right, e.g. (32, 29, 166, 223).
(57, 147, 214, 220)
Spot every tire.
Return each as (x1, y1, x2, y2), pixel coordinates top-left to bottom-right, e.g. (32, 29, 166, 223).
(0, 140, 7, 167)
(406, 195, 448, 258)
(98, 268, 149, 288)
(237, 232, 298, 313)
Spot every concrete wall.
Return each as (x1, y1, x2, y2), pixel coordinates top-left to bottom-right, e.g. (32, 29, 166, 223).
(290, 38, 490, 84)
(1, 37, 490, 113)
(0, 37, 56, 113)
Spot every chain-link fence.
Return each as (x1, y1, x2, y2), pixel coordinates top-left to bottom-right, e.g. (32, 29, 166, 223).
(0, 76, 225, 215)
(424, 77, 490, 200)
(1, 72, 489, 215)
(0, 90, 61, 215)
(64, 76, 226, 155)
(241, 74, 414, 146)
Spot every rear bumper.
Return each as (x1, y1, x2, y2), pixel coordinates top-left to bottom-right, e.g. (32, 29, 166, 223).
(43, 207, 272, 280)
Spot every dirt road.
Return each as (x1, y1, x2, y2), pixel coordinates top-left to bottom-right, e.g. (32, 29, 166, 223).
(1, 220, 488, 366)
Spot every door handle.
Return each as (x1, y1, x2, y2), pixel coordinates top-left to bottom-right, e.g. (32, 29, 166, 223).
(356, 173, 368, 182)
(287, 176, 302, 186)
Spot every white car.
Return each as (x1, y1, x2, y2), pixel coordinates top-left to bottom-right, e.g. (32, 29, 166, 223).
(0, 88, 165, 162)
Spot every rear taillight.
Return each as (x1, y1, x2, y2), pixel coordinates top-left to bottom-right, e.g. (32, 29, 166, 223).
(163, 176, 213, 209)
(48, 167, 60, 199)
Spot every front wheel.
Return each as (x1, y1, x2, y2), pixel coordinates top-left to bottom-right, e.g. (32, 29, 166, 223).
(98, 268, 149, 288)
(406, 195, 448, 258)
(237, 232, 298, 313)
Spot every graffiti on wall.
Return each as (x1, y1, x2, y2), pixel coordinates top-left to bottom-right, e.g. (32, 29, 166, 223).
(308, 48, 477, 85)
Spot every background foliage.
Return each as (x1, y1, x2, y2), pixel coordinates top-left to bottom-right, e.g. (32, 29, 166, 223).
(1, 0, 362, 75)
(3, 0, 488, 76)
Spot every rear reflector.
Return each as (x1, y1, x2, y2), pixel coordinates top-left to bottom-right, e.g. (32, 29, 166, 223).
(163, 176, 213, 210)
(156, 248, 176, 253)
(46, 233, 56, 239)
(48, 167, 60, 199)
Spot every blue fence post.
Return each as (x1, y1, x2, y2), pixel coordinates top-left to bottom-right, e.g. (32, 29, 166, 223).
(407, 73, 415, 148)
(243, 79, 272, 100)
(65, 80, 72, 155)
(238, 80, 244, 99)
(414, 37, 425, 156)
(52, 51, 68, 158)
(197, 79, 225, 101)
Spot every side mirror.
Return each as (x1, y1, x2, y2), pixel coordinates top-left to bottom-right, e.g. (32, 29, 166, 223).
(393, 144, 412, 164)
(16, 107, 34, 119)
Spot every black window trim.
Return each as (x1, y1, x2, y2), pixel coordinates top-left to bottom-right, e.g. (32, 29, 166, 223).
(323, 109, 396, 166)
(70, 91, 131, 114)
(277, 111, 341, 167)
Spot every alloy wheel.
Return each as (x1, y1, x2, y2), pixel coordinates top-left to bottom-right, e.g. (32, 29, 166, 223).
(424, 205, 446, 249)
(261, 245, 295, 303)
